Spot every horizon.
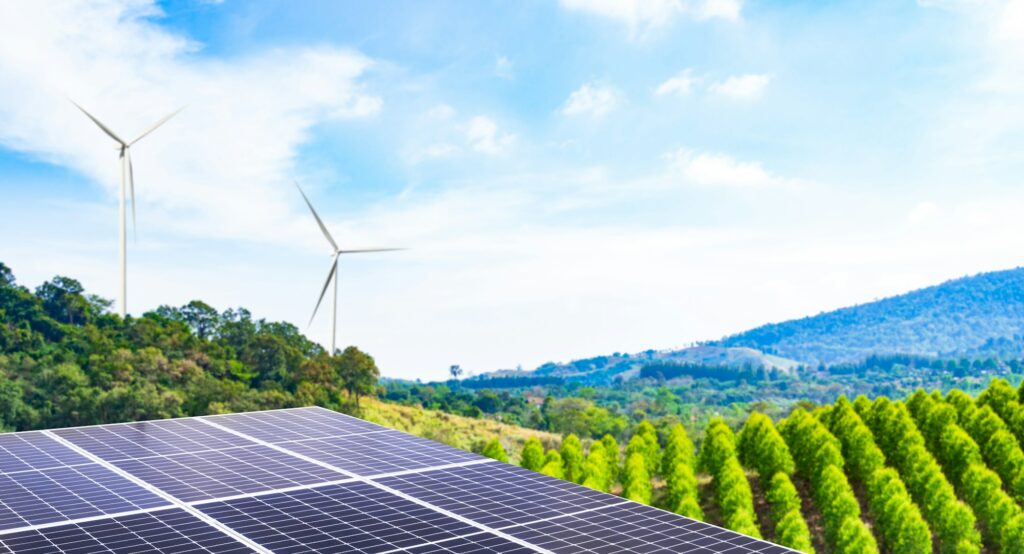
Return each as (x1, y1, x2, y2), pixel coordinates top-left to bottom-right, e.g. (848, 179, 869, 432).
(3, 1, 1024, 381)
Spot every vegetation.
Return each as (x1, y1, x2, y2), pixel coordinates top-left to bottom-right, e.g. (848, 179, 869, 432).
(717, 266, 1024, 364)
(12, 263, 1024, 551)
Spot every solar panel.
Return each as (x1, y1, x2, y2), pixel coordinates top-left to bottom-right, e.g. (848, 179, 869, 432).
(0, 433, 91, 474)
(0, 509, 251, 553)
(0, 464, 168, 531)
(281, 430, 484, 476)
(0, 407, 800, 553)
(205, 408, 386, 443)
(195, 481, 481, 553)
(52, 418, 255, 461)
(375, 463, 628, 528)
(109, 446, 344, 502)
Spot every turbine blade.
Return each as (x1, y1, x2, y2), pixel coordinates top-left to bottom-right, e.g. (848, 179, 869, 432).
(70, 100, 125, 145)
(127, 149, 137, 242)
(294, 182, 339, 251)
(129, 107, 184, 146)
(338, 248, 407, 253)
(309, 257, 338, 328)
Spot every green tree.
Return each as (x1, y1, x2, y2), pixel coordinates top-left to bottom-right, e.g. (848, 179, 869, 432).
(560, 434, 585, 484)
(622, 452, 652, 505)
(520, 436, 546, 471)
(540, 450, 564, 479)
(481, 438, 509, 463)
(336, 346, 379, 408)
(601, 434, 620, 484)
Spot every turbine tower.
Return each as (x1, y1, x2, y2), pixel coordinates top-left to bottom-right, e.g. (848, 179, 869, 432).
(72, 101, 181, 318)
(296, 183, 404, 354)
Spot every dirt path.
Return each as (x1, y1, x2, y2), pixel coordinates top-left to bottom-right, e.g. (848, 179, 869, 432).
(790, 473, 830, 554)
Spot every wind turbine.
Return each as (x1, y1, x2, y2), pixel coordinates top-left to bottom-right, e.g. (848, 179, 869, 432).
(72, 101, 182, 318)
(296, 183, 404, 354)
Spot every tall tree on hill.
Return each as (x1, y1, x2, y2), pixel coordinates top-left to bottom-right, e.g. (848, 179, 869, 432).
(336, 346, 379, 408)
(560, 434, 584, 484)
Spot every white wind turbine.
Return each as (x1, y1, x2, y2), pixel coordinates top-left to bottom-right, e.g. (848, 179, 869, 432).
(296, 183, 404, 354)
(72, 101, 182, 318)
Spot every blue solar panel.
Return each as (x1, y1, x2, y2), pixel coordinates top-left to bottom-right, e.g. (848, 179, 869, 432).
(281, 430, 484, 476)
(0, 433, 91, 474)
(402, 532, 536, 553)
(375, 462, 627, 528)
(0, 464, 168, 531)
(110, 445, 344, 502)
(195, 481, 481, 553)
(0, 408, 802, 553)
(0, 508, 252, 553)
(500, 503, 797, 554)
(53, 418, 256, 461)
(204, 407, 386, 443)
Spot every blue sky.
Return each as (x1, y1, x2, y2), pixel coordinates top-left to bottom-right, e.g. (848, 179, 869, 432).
(2, 0, 1024, 380)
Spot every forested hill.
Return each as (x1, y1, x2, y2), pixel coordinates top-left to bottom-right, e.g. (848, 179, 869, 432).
(0, 262, 380, 432)
(716, 266, 1024, 365)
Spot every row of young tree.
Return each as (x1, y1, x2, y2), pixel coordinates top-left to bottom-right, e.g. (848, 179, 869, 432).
(479, 377, 1024, 554)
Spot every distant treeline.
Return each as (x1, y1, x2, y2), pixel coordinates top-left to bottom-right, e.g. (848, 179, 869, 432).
(826, 354, 1024, 376)
(459, 376, 565, 389)
(639, 361, 788, 382)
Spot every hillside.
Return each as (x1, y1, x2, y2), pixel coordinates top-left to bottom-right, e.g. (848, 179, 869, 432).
(716, 266, 1024, 365)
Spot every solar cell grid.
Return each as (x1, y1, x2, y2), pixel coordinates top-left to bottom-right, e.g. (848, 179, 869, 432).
(204, 407, 386, 443)
(282, 430, 484, 476)
(195, 481, 481, 553)
(0, 464, 167, 531)
(110, 445, 344, 502)
(501, 503, 798, 554)
(375, 462, 627, 529)
(398, 532, 536, 553)
(0, 508, 253, 553)
(0, 433, 91, 474)
(53, 418, 256, 461)
(0, 408, 801, 554)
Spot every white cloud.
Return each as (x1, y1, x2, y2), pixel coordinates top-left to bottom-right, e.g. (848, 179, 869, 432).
(494, 56, 513, 79)
(0, 1, 381, 246)
(559, 0, 740, 36)
(907, 201, 939, 225)
(666, 148, 791, 188)
(655, 70, 697, 96)
(709, 73, 771, 100)
(406, 143, 460, 164)
(426, 104, 457, 119)
(560, 82, 620, 117)
(694, 0, 742, 20)
(465, 116, 515, 154)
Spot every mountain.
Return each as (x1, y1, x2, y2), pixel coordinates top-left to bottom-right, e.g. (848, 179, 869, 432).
(715, 266, 1024, 365)
(470, 266, 1024, 385)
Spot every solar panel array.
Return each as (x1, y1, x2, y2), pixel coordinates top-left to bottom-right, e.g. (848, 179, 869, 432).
(0, 408, 799, 553)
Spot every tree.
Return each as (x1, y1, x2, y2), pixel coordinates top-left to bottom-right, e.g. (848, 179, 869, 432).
(179, 300, 220, 339)
(520, 436, 546, 471)
(540, 450, 564, 479)
(0, 262, 14, 287)
(560, 434, 584, 484)
(449, 365, 463, 381)
(581, 441, 609, 491)
(601, 434, 620, 484)
(35, 276, 92, 324)
(737, 412, 794, 483)
(336, 346, 379, 408)
(481, 439, 509, 463)
(622, 452, 651, 504)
